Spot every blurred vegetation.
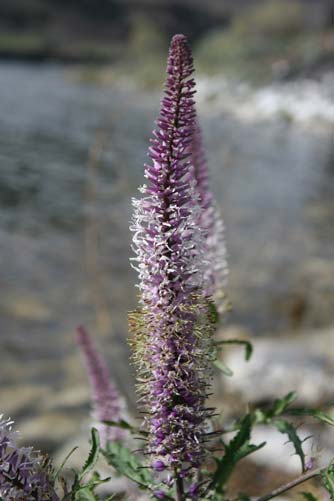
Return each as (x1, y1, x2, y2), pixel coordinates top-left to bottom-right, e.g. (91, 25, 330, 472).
(0, 0, 332, 86)
(195, 0, 334, 82)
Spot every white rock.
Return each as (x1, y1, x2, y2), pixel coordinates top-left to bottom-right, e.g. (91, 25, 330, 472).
(221, 327, 334, 406)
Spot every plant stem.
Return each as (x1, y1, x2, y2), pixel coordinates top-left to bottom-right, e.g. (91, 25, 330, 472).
(175, 472, 185, 501)
(255, 463, 331, 501)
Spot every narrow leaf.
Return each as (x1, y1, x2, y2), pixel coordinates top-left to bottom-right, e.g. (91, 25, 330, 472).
(79, 428, 100, 481)
(214, 339, 253, 361)
(287, 409, 334, 427)
(213, 359, 233, 376)
(272, 392, 297, 415)
(273, 419, 306, 472)
(53, 446, 78, 480)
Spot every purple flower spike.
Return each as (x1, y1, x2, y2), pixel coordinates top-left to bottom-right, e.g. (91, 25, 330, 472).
(0, 415, 59, 500)
(77, 326, 126, 446)
(130, 34, 214, 476)
(192, 123, 228, 311)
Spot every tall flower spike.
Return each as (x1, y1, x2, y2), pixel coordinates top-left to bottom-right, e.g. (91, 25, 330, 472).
(77, 326, 126, 446)
(191, 123, 228, 312)
(130, 34, 214, 478)
(0, 415, 59, 501)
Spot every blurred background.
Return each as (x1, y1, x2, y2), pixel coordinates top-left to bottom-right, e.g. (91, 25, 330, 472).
(0, 0, 333, 498)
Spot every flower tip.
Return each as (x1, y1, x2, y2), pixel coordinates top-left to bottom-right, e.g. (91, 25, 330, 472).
(76, 324, 88, 343)
(171, 33, 188, 43)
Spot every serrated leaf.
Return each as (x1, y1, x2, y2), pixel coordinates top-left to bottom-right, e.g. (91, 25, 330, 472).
(210, 415, 265, 492)
(78, 428, 100, 481)
(214, 339, 253, 361)
(213, 359, 234, 376)
(301, 492, 318, 501)
(102, 441, 153, 488)
(287, 409, 334, 427)
(273, 419, 306, 472)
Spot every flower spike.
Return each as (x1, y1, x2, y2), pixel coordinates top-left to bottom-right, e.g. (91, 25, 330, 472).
(130, 34, 214, 478)
(77, 326, 126, 446)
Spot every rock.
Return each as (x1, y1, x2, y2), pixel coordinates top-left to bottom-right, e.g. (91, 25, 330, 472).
(220, 326, 334, 406)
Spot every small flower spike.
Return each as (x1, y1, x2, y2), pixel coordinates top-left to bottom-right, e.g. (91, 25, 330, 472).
(130, 34, 215, 478)
(77, 326, 126, 446)
(191, 123, 228, 312)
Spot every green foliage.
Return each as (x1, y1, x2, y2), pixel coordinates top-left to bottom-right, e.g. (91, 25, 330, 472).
(215, 339, 253, 361)
(301, 493, 318, 501)
(79, 428, 101, 481)
(61, 428, 111, 501)
(209, 415, 265, 494)
(208, 301, 220, 326)
(287, 408, 334, 427)
(234, 0, 305, 39)
(322, 463, 334, 498)
(213, 358, 234, 376)
(272, 418, 307, 472)
(252, 393, 307, 471)
(102, 441, 153, 489)
(194, 0, 329, 82)
(213, 337, 253, 377)
(103, 418, 142, 434)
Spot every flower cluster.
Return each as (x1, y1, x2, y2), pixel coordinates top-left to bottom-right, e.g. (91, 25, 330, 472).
(0, 415, 58, 501)
(77, 326, 126, 447)
(130, 34, 215, 476)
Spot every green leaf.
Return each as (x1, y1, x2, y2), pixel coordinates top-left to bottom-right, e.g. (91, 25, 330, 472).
(287, 409, 334, 427)
(301, 492, 318, 501)
(210, 414, 265, 493)
(78, 428, 100, 481)
(213, 359, 234, 376)
(321, 464, 334, 498)
(214, 339, 253, 361)
(102, 441, 153, 488)
(74, 487, 98, 501)
(253, 393, 297, 424)
(84, 471, 111, 490)
(272, 392, 297, 416)
(103, 418, 149, 438)
(273, 419, 306, 472)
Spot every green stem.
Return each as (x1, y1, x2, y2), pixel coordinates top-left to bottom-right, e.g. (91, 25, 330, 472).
(175, 471, 185, 501)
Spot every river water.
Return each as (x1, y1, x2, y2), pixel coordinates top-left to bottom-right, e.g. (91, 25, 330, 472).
(0, 63, 333, 453)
